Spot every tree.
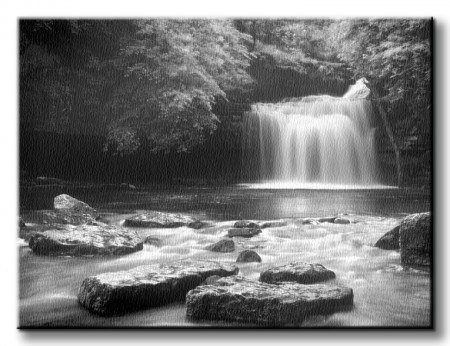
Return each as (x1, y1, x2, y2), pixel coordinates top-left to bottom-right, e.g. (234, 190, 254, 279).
(326, 19, 431, 186)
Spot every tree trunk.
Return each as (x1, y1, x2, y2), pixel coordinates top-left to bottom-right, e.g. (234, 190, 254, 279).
(367, 81, 403, 187)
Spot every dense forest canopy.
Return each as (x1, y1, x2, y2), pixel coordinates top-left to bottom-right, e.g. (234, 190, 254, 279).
(20, 18, 431, 184)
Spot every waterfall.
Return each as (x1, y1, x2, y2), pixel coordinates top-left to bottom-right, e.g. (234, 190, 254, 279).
(242, 80, 380, 188)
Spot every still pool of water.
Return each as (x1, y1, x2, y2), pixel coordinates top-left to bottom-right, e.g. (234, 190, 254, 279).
(19, 185, 431, 328)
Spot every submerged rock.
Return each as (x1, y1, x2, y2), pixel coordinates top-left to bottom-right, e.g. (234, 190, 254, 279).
(188, 220, 208, 230)
(260, 262, 336, 284)
(123, 211, 196, 228)
(186, 276, 353, 325)
(334, 218, 351, 224)
(78, 260, 239, 316)
(144, 236, 161, 247)
(28, 224, 143, 256)
(236, 250, 262, 263)
(375, 225, 400, 250)
(54, 194, 97, 216)
(260, 221, 288, 228)
(400, 212, 431, 267)
(317, 217, 337, 223)
(206, 239, 235, 253)
(227, 227, 262, 238)
(234, 220, 260, 229)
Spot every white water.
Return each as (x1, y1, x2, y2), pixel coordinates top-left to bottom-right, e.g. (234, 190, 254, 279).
(242, 81, 380, 187)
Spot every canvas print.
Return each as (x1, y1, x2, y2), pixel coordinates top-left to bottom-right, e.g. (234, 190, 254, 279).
(19, 18, 432, 328)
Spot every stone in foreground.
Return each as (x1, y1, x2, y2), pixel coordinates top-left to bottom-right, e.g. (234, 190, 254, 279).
(78, 260, 238, 316)
(206, 239, 235, 252)
(375, 225, 400, 250)
(400, 212, 431, 267)
(186, 276, 353, 325)
(227, 228, 262, 238)
(28, 224, 143, 256)
(123, 211, 196, 228)
(236, 250, 262, 263)
(260, 262, 336, 284)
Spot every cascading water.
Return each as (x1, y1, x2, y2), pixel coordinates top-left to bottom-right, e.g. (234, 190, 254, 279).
(242, 79, 381, 188)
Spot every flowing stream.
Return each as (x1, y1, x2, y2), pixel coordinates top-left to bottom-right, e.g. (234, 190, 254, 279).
(19, 186, 431, 328)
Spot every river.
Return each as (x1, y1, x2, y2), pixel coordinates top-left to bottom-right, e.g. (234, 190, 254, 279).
(19, 185, 431, 328)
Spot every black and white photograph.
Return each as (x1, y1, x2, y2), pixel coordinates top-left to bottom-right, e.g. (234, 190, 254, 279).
(16, 15, 433, 329)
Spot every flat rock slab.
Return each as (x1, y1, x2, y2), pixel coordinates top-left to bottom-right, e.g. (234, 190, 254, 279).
(123, 211, 196, 228)
(78, 260, 239, 316)
(260, 262, 336, 284)
(28, 224, 143, 256)
(186, 276, 353, 326)
(33, 210, 96, 225)
(227, 228, 262, 238)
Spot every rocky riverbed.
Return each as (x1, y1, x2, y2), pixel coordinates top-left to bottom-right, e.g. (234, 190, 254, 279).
(19, 193, 431, 328)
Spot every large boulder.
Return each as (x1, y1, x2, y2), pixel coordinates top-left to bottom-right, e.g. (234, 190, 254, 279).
(260, 262, 336, 284)
(206, 239, 235, 253)
(78, 260, 239, 316)
(399, 212, 431, 267)
(227, 228, 262, 238)
(54, 194, 97, 216)
(236, 250, 262, 263)
(374, 225, 400, 250)
(123, 211, 196, 228)
(28, 224, 143, 256)
(186, 276, 353, 325)
(188, 220, 209, 230)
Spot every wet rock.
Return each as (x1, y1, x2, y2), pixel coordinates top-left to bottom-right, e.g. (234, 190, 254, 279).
(206, 239, 235, 253)
(202, 275, 221, 285)
(144, 236, 161, 247)
(260, 221, 288, 229)
(188, 220, 208, 229)
(123, 211, 196, 228)
(54, 194, 97, 216)
(234, 220, 259, 229)
(375, 225, 400, 250)
(186, 276, 353, 325)
(236, 250, 262, 263)
(28, 224, 143, 256)
(302, 218, 319, 225)
(260, 262, 336, 284)
(318, 217, 337, 223)
(334, 218, 350, 224)
(227, 227, 262, 238)
(34, 210, 96, 225)
(400, 212, 431, 267)
(78, 260, 239, 316)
